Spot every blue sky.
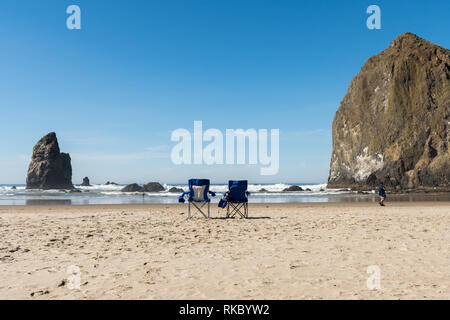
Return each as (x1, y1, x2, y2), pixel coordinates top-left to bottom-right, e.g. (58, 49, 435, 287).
(0, 0, 449, 184)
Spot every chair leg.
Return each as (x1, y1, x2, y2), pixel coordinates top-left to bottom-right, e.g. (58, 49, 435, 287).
(188, 202, 191, 218)
(190, 202, 209, 219)
(238, 203, 245, 219)
(227, 203, 234, 218)
(227, 202, 248, 219)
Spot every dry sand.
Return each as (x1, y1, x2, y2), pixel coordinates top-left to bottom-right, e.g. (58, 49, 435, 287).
(0, 202, 449, 300)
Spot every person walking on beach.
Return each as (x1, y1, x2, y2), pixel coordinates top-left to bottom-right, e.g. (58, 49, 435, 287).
(378, 182, 386, 206)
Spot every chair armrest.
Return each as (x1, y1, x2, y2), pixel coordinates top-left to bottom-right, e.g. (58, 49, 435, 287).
(178, 191, 190, 203)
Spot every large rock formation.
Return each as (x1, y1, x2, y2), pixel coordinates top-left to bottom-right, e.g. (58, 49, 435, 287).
(26, 132, 74, 190)
(328, 33, 449, 189)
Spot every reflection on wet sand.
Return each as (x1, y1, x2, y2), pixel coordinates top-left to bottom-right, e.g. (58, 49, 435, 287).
(329, 193, 450, 203)
(26, 199, 72, 206)
(2, 193, 449, 206)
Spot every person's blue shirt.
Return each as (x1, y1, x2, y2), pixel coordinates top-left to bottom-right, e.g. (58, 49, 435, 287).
(378, 185, 386, 197)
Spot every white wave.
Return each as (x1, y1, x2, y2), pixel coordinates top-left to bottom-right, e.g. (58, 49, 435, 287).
(167, 183, 342, 194)
(0, 186, 26, 191)
(77, 184, 124, 191)
(86, 183, 343, 195)
(0, 183, 353, 205)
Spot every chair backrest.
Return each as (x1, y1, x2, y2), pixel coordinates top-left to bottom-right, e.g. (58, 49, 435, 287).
(228, 180, 248, 202)
(188, 179, 211, 202)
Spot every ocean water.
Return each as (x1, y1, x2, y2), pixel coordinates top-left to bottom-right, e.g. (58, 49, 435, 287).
(0, 183, 360, 205)
(1, 184, 448, 205)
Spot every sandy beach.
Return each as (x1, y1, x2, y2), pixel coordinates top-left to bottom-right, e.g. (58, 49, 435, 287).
(0, 202, 449, 300)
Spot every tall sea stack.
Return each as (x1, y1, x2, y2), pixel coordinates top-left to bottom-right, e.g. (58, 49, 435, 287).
(328, 33, 449, 189)
(26, 132, 74, 190)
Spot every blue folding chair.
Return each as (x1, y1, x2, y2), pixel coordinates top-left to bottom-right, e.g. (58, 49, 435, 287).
(178, 179, 216, 218)
(219, 180, 250, 218)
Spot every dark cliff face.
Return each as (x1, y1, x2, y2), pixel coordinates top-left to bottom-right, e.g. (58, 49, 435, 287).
(328, 33, 450, 189)
(26, 132, 74, 190)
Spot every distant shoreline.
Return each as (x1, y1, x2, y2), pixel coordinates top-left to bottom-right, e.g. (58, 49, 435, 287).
(1, 183, 449, 206)
(0, 193, 449, 207)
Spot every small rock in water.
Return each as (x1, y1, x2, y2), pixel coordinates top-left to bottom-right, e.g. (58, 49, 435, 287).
(80, 177, 91, 186)
(283, 186, 303, 192)
(142, 182, 165, 192)
(121, 183, 143, 192)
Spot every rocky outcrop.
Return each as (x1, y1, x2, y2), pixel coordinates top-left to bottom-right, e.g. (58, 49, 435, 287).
(26, 132, 74, 190)
(168, 187, 184, 193)
(283, 186, 303, 192)
(121, 184, 143, 192)
(121, 182, 165, 192)
(142, 182, 165, 192)
(328, 33, 450, 189)
(81, 177, 90, 186)
(105, 181, 118, 185)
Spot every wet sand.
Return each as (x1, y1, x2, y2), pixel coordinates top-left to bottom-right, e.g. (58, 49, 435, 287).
(0, 202, 449, 299)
